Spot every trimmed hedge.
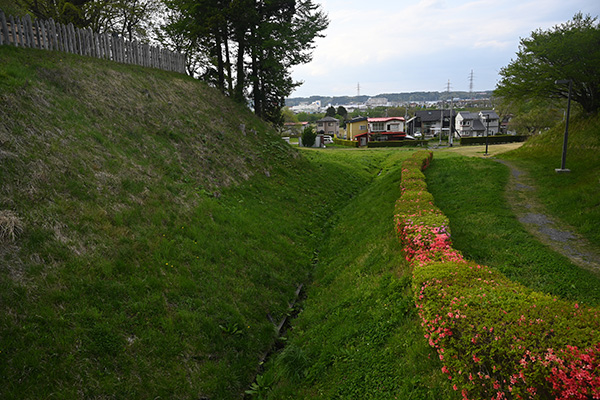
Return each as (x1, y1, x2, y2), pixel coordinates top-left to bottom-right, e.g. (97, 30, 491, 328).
(460, 135, 527, 145)
(395, 151, 600, 399)
(333, 137, 359, 147)
(367, 140, 428, 148)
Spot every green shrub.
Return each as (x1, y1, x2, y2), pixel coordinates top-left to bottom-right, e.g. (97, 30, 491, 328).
(395, 150, 600, 399)
(460, 135, 527, 145)
(367, 140, 428, 148)
(301, 125, 317, 147)
(332, 137, 359, 147)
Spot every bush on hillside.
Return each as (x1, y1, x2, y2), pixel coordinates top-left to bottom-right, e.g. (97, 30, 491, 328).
(332, 137, 359, 147)
(395, 151, 600, 399)
(367, 140, 428, 148)
(460, 135, 527, 145)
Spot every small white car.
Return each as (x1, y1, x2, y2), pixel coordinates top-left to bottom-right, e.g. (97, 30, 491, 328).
(323, 135, 334, 144)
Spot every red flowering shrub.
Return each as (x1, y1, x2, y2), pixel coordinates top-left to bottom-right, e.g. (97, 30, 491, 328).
(396, 151, 600, 399)
(548, 344, 600, 399)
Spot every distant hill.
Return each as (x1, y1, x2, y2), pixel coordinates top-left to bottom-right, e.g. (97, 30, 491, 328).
(285, 91, 494, 107)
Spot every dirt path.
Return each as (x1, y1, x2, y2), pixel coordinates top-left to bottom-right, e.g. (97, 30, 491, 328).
(495, 159, 600, 275)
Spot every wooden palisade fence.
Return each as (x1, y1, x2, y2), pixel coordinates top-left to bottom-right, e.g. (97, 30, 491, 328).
(0, 9, 186, 74)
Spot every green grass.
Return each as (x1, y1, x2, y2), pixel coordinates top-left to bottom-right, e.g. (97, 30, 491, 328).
(2, 44, 599, 399)
(424, 153, 600, 306)
(0, 46, 381, 399)
(261, 149, 457, 399)
(500, 112, 600, 246)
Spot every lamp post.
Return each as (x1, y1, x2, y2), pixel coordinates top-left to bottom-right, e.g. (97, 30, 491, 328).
(555, 79, 572, 173)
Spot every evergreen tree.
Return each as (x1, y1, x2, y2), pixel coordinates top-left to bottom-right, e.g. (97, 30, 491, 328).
(162, 0, 328, 125)
(325, 105, 336, 117)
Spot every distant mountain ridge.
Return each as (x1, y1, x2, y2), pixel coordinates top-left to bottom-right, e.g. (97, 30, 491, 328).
(285, 90, 494, 107)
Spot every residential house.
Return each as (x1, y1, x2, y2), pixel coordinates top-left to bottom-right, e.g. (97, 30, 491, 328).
(455, 110, 500, 137)
(282, 121, 309, 136)
(479, 110, 500, 135)
(316, 116, 340, 137)
(455, 112, 486, 137)
(408, 110, 457, 138)
(345, 116, 368, 140)
(368, 117, 405, 133)
(354, 117, 406, 146)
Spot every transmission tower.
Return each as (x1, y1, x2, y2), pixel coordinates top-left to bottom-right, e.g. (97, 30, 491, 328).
(469, 70, 474, 97)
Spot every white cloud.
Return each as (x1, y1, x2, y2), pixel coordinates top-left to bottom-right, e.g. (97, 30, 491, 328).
(290, 0, 600, 97)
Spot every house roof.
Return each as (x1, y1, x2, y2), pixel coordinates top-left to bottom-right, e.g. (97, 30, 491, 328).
(457, 111, 479, 120)
(367, 117, 405, 122)
(472, 119, 486, 131)
(316, 116, 339, 123)
(480, 110, 499, 120)
(415, 110, 456, 122)
(348, 116, 368, 123)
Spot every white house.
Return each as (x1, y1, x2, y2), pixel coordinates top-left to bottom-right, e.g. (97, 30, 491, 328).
(455, 110, 500, 137)
(368, 117, 405, 133)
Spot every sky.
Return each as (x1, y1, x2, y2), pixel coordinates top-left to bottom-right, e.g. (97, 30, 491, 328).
(289, 0, 600, 98)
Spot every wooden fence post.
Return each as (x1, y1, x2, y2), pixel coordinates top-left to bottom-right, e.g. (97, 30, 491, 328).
(24, 14, 35, 48)
(48, 19, 56, 50)
(34, 19, 42, 49)
(96, 32, 103, 58)
(8, 15, 17, 46)
(13, 16, 22, 47)
(40, 20, 48, 50)
(0, 11, 185, 74)
(54, 20, 61, 50)
(0, 10, 6, 45)
(62, 23, 69, 52)
(103, 33, 109, 59)
(75, 27, 82, 55)
(56, 22, 64, 51)
(20, 16, 27, 47)
(87, 28, 94, 57)
(66, 23, 74, 53)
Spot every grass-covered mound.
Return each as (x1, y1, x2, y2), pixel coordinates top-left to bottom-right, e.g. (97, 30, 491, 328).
(0, 46, 374, 399)
(425, 155, 600, 306)
(501, 112, 600, 246)
(396, 151, 600, 399)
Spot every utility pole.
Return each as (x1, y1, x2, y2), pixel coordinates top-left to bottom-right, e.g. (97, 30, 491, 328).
(469, 70, 474, 97)
(448, 80, 454, 147)
(357, 82, 360, 97)
(439, 95, 443, 145)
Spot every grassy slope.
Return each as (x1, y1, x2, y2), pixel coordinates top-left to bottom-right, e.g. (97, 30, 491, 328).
(425, 113, 600, 305)
(263, 149, 457, 399)
(425, 154, 600, 306)
(500, 112, 600, 246)
(0, 46, 376, 399)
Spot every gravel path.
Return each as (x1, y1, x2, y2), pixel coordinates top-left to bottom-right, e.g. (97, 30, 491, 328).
(496, 159, 600, 275)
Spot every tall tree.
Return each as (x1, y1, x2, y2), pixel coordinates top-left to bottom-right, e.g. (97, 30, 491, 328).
(17, 0, 94, 27)
(495, 13, 600, 114)
(325, 105, 336, 117)
(162, 0, 328, 124)
(250, 0, 328, 123)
